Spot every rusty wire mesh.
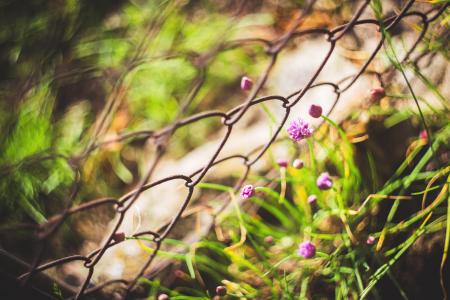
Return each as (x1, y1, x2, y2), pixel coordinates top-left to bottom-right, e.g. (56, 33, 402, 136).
(6, 0, 449, 298)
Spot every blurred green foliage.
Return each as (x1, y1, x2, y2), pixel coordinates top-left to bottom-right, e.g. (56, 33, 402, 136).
(0, 0, 272, 223)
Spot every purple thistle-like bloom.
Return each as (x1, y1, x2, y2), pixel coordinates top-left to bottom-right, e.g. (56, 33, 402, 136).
(317, 172, 333, 190)
(298, 241, 316, 258)
(292, 159, 304, 169)
(277, 159, 288, 168)
(287, 118, 312, 142)
(366, 235, 376, 245)
(240, 76, 253, 91)
(369, 87, 385, 101)
(240, 184, 255, 199)
(307, 194, 317, 204)
(309, 104, 323, 118)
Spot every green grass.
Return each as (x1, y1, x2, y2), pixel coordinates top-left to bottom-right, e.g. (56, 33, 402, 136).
(138, 107, 449, 299)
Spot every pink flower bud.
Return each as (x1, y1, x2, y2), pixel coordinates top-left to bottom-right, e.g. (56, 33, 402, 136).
(292, 159, 304, 169)
(174, 269, 186, 278)
(366, 235, 376, 245)
(240, 76, 253, 91)
(158, 294, 169, 300)
(298, 241, 316, 258)
(264, 235, 274, 244)
(419, 130, 428, 140)
(369, 87, 385, 101)
(112, 232, 125, 243)
(240, 184, 255, 199)
(309, 104, 323, 118)
(307, 194, 317, 204)
(317, 172, 333, 190)
(216, 286, 227, 296)
(277, 159, 288, 168)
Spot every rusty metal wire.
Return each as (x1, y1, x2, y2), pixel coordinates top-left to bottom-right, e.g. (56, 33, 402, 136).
(6, 1, 449, 299)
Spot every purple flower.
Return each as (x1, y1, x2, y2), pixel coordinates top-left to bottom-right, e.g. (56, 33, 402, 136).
(240, 184, 255, 199)
(369, 87, 385, 101)
(298, 241, 316, 258)
(317, 172, 333, 190)
(292, 159, 304, 169)
(277, 159, 288, 168)
(366, 235, 376, 245)
(309, 104, 323, 118)
(307, 194, 317, 204)
(240, 76, 253, 91)
(287, 118, 312, 142)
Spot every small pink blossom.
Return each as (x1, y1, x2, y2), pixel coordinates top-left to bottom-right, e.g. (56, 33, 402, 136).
(366, 235, 376, 245)
(158, 294, 169, 300)
(307, 194, 317, 204)
(240, 76, 253, 91)
(216, 286, 227, 296)
(174, 269, 186, 278)
(264, 235, 274, 244)
(240, 184, 255, 199)
(277, 159, 288, 168)
(298, 241, 316, 258)
(419, 130, 428, 140)
(317, 172, 333, 190)
(292, 159, 304, 169)
(369, 87, 385, 101)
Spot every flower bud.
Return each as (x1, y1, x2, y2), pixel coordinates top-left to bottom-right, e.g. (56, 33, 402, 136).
(240, 184, 255, 199)
(298, 241, 316, 258)
(317, 172, 333, 190)
(112, 232, 125, 243)
(158, 294, 169, 300)
(369, 87, 385, 102)
(240, 76, 253, 91)
(419, 130, 428, 140)
(277, 159, 288, 168)
(366, 235, 376, 245)
(308, 104, 323, 118)
(174, 269, 187, 279)
(307, 194, 317, 204)
(264, 235, 274, 244)
(292, 159, 304, 169)
(216, 285, 227, 296)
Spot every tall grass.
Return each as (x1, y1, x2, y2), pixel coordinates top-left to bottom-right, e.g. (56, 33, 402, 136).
(135, 4, 450, 294)
(136, 105, 449, 299)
